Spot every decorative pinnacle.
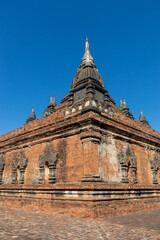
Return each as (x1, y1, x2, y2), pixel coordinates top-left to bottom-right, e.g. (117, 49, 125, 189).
(123, 99, 127, 108)
(139, 109, 149, 125)
(85, 36, 89, 50)
(49, 95, 56, 106)
(139, 109, 144, 119)
(119, 99, 123, 109)
(81, 36, 94, 64)
(26, 106, 36, 123)
(43, 95, 56, 117)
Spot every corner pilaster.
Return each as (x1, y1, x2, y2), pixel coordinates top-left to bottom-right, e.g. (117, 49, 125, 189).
(81, 131, 102, 182)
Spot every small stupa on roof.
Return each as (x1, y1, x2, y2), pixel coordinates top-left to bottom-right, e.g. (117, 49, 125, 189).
(119, 99, 134, 119)
(43, 96, 56, 118)
(26, 107, 36, 123)
(139, 110, 149, 125)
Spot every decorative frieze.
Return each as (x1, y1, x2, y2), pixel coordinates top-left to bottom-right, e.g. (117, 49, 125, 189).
(12, 153, 28, 184)
(38, 143, 58, 184)
(0, 154, 5, 185)
(118, 145, 137, 184)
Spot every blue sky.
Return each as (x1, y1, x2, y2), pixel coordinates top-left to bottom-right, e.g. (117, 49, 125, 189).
(0, 0, 160, 134)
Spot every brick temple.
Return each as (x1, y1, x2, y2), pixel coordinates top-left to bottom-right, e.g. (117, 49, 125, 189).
(0, 38, 160, 218)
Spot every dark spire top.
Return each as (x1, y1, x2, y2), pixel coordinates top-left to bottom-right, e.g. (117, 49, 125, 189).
(68, 37, 112, 107)
(43, 96, 56, 118)
(70, 37, 105, 90)
(26, 107, 36, 123)
(66, 37, 116, 107)
(139, 110, 149, 125)
(121, 99, 134, 119)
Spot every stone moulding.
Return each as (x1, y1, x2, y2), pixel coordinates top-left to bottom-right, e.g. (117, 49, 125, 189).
(38, 142, 58, 184)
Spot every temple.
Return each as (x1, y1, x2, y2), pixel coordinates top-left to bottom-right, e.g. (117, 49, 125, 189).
(0, 38, 160, 218)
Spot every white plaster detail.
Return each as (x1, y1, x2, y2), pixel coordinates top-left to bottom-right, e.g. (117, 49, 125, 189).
(109, 111, 114, 116)
(85, 101, 90, 107)
(72, 108, 75, 113)
(3, 172, 12, 185)
(98, 135, 122, 183)
(65, 111, 69, 116)
(92, 100, 97, 107)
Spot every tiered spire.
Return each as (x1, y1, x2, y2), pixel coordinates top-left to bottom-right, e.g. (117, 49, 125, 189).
(70, 37, 105, 89)
(69, 37, 112, 106)
(119, 99, 134, 119)
(139, 110, 149, 125)
(81, 37, 94, 65)
(26, 107, 36, 123)
(43, 96, 56, 117)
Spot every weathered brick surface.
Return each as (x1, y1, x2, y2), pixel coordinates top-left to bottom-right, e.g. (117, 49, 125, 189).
(0, 101, 160, 217)
(0, 183, 159, 218)
(1, 110, 159, 185)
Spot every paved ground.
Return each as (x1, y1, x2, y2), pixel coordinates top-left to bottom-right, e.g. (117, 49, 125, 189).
(0, 207, 160, 240)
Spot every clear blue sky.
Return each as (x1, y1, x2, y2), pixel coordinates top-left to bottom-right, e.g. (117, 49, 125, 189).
(0, 0, 160, 135)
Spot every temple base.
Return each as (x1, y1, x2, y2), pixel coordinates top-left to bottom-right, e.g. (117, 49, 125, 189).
(0, 183, 160, 218)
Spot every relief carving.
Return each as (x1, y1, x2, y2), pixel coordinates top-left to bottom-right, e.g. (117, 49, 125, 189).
(38, 143, 58, 184)
(150, 153, 160, 184)
(102, 134, 113, 145)
(0, 154, 5, 185)
(118, 145, 137, 184)
(12, 153, 28, 184)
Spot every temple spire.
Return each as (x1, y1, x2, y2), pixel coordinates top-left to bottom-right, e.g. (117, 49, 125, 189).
(69, 37, 107, 104)
(139, 110, 149, 125)
(43, 95, 56, 118)
(81, 37, 94, 64)
(26, 106, 36, 123)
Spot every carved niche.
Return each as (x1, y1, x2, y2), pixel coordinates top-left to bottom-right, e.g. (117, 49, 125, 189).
(150, 153, 160, 184)
(118, 145, 137, 184)
(12, 153, 28, 184)
(0, 154, 5, 185)
(38, 143, 58, 184)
